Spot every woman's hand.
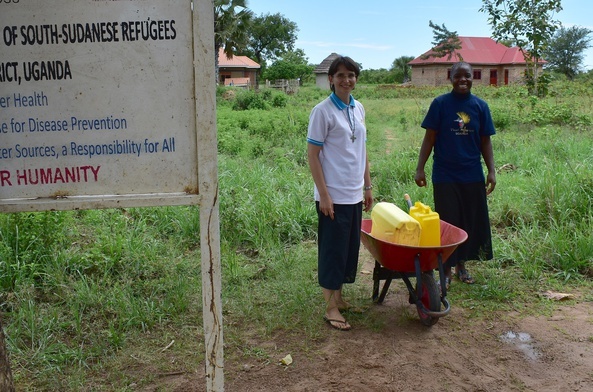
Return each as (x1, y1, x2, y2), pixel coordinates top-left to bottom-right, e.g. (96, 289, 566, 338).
(415, 169, 427, 187)
(319, 194, 334, 220)
(363, 190, 373, 212)
(485, 172, 496, 195)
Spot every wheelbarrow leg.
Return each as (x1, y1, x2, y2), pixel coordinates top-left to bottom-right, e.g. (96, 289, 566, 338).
(372, 260, 393, 303)
(378, 278, 392, 303)
(372, 261, 380, 301)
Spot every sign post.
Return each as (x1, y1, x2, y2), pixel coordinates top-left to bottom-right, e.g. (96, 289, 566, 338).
(0, 0, 223, 389)
(193, 1, 224, 390)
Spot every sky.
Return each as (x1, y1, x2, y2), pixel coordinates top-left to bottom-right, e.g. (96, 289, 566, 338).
(246, 0, 593, 71)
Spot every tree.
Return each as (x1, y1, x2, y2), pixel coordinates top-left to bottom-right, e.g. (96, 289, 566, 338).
(214, 0, 253, 83)
(480, 0, 563, 95)
(421, 21, 463, 61)
(262, 49, 314, 83)
(391, 56, 415, 83)
(358, 69, 399, 84)
(544, 25, 592, 80)
(241, 13, 298, 70)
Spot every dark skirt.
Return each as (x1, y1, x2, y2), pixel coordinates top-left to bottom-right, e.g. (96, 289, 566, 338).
(433, 182, 493, 268)
(316, 202, 362, 290)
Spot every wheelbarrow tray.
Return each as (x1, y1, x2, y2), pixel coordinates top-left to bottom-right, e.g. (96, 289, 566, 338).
(360, 219, 468, 273)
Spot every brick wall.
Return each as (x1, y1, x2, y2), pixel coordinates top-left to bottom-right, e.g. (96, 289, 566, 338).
(411, 64, 541, 87)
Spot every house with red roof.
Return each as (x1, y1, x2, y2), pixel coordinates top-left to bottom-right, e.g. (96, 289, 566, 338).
(408, 37, 544, 87)
(218, 48, 260, 87)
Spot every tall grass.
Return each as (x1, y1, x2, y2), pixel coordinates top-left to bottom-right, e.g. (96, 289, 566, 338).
(1, 81, 593, 390)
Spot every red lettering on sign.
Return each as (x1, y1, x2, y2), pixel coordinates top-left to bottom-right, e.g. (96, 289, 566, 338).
(0, 170, 11, 186)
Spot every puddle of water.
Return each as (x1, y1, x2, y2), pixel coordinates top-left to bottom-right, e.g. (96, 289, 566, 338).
(500, 331, 541, 361)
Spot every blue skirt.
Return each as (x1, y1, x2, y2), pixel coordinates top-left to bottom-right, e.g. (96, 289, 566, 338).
(316, 202, 362, 290)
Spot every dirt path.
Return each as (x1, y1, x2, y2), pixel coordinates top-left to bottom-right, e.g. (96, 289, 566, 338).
(147, 253, 593, 392)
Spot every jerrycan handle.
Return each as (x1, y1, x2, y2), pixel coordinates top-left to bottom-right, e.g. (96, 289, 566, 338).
(413, 201, 430, 213)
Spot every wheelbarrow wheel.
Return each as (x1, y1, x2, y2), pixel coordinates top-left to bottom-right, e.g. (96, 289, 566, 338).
(416, 272, 441, 326)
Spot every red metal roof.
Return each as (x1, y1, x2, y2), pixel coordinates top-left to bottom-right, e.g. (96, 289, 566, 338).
(218, 48, 260, 69)
(409, 37, 541, 65)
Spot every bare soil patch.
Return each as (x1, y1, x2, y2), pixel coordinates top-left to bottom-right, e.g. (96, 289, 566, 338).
(144, 253, 593, 392)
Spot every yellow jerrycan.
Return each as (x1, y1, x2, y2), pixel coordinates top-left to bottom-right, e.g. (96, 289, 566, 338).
(408, 200, 441, 247)
(370, 202, 421, 246)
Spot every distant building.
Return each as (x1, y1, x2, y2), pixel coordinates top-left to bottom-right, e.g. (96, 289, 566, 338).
(408, 37, 545, 87)
(218, 48, 260, 87)
(313, 53, 340, 90)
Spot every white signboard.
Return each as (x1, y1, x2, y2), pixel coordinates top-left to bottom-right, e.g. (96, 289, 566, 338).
(1, 2, 224, 390)
(0, 0, 199, 211)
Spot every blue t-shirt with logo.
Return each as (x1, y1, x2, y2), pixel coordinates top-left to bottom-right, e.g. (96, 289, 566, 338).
(421, 91, 495, 183)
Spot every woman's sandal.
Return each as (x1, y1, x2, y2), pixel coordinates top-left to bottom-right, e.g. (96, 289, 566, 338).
(323, 315, 351, 331)
(457, 268, 475, 284)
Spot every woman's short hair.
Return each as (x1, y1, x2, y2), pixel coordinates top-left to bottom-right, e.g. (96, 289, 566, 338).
(328, 56, 360, 78)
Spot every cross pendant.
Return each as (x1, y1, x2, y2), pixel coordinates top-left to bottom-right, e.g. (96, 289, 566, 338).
(350, 134, 356, 143)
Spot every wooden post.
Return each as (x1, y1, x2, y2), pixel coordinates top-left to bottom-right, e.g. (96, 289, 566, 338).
(0, 317, 15, 392)
(194, 1, 224, 390)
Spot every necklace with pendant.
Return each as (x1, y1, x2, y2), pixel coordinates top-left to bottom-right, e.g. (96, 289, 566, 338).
(344, 107, 356, 143)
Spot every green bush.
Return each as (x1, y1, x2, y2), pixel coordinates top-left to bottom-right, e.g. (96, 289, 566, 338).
(232, 90, 269, 110)
(272, 93, 287, 107)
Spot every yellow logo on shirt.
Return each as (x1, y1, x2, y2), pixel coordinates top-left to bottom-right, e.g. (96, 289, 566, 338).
(456, 112, 470, 128)
(454, 112, 471, 135)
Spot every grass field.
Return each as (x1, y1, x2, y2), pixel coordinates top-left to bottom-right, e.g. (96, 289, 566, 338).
(1, 80, 593, 390)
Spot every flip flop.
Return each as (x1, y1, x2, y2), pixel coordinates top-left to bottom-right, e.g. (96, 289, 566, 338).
(323, 316, 351, 331)
(457, 269, 475, 284)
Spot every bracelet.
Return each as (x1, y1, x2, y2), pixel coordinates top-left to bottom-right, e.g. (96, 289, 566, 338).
(364, 185, 373, 191)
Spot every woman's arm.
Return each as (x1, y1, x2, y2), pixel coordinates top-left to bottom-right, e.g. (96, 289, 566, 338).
(415, 129, 436, 187)
(481, 135, 496, 195)
(307, 143, 334, 219)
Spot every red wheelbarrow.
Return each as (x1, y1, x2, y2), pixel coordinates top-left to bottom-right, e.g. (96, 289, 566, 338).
(360, 219, 468, 326)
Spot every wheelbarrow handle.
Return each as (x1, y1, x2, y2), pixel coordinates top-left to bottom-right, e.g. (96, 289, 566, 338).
(404, 193, 413, 210)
